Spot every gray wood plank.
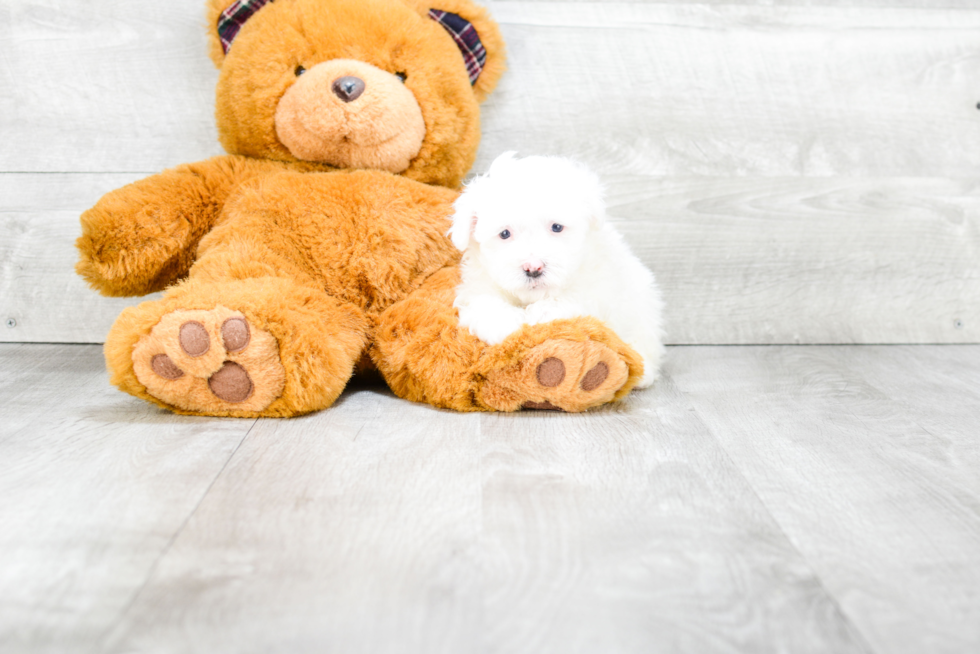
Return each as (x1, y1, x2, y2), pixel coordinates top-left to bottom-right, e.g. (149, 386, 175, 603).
(0, 173, 158, 344)
(0, 343, 25, 394)
(3, 2, 980, 177)
(823, 345, 980, 503)
(4, 174, 975, 345)
(0, 344, 255, 654)
(669, 345, 980, 653)
(96, 360, 875, 654)
(2, 343, 979, 652)
(848, 344, 980, 429)
(102, 384, 484, 654)
(0, 0, 222, 173)
(612, 176, 980, 345)
(477, 3, 980, 178)
(479, 381, 872, 654)
(0, 341, 100, 436)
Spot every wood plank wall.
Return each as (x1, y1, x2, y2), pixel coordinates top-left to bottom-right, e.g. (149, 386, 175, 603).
(1, 0, 978, 344)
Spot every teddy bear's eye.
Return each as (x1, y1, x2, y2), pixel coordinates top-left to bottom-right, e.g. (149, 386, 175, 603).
(395, 72, 408, 83)
(551, 223, 564, 233)
(294, 65, 307, 77)
(499, 229, 511, 240)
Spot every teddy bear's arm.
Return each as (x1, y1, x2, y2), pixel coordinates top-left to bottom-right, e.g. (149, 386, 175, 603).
(76, 155, 291, 297)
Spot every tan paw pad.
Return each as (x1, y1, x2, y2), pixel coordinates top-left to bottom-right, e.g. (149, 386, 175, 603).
(132, 306, 285, 414)
(482, 339, 630, 413)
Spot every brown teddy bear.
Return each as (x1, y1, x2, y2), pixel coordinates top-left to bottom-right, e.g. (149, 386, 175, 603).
(76, 0, 644, 417)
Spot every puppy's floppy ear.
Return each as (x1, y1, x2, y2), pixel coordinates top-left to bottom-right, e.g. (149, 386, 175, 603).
(588, 195, 608, 230)
(448, 183, 481, 251)
(488, 150, 519, 176)
(573, 160, 607, 230)
(449, 152, 514, 250)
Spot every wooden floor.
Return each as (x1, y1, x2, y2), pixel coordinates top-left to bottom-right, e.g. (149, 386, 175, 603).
(1, 343, 977, 654)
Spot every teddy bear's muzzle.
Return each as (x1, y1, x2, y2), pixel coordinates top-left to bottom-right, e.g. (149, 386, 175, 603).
(274, 59, 426, 173)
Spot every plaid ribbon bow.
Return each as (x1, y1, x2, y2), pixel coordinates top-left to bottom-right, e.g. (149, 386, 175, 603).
(218, 0, 272, 55)
(428, 9, 486, 85)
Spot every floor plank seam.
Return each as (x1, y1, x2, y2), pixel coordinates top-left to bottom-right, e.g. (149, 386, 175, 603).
(668, 375, 881, 654)
(91, 418, 260, 653)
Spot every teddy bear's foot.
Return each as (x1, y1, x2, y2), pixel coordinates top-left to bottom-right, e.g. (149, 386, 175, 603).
(480, 339, 630, 413)
(131, 306, 286, 414)
(108, 277, 370, 417)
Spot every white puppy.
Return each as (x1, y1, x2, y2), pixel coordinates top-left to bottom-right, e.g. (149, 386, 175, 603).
(448, 152, 665, 388)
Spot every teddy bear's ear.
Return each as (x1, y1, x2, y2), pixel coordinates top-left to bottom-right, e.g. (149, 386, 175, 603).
(402, 0, 506, 101)
(205, 0, 274, 68)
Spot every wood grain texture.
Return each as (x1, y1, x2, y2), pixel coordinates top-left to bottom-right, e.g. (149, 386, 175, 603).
(476, 3, 980, 178)
(0, 344, 255, 654)
(837, 347, 980, 478)
(479, 386, 871, 654)
(102, 383, 484, 654)
(2, 344, 980, 652)
(610, 176, 980, 344)
(0, 0, 221, 173)
(669, 345, 980, 654)
(93, 364, 873, 654)
(0, 174, 159, 344)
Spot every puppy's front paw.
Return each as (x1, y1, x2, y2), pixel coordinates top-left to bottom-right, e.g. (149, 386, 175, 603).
(467, 313, 527, 345)
(525, 299, 585, 325)
(458, 297, 530, 345)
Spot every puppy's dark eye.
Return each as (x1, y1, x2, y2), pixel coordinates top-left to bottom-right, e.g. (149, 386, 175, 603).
(395, 72, 408, 83)
(551, 223, 564, 233)
(295, 65, 306, 76)
(499, 229, 511, 240)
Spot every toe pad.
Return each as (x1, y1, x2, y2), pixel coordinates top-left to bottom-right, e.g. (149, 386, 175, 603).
(179, 321, 210, 357)
(208, 361, 254, 403)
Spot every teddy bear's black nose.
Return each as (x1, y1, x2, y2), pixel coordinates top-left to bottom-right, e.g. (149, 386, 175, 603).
(332, 76, 365, 103)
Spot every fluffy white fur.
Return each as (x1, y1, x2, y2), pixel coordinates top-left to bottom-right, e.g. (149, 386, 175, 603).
(449, 152, 666, 388)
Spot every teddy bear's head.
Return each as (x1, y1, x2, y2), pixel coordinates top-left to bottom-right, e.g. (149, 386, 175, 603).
(205, 0, 505, 188)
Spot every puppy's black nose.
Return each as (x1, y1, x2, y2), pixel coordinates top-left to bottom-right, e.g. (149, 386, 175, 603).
(524, 269, 543, 279)
(332, 76, 365, 102)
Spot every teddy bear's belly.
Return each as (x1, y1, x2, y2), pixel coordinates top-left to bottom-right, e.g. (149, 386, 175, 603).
(206, 170, 460, 314)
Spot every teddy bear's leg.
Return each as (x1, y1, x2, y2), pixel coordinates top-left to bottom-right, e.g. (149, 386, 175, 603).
(106, 276, 369, 417)
(372, 267, 645, 412)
